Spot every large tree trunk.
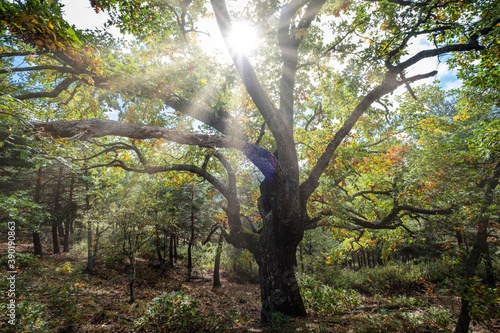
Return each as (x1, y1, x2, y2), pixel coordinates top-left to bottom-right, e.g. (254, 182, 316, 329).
(254, 179, 307, 323)
(33, 167, 44, 256)
(256, 243, 306, 322)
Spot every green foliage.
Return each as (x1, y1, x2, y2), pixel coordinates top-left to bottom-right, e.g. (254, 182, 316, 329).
(269, 312, 291, 333)
(353, 295, 454, 332)
(227, 249, 259, 284)
(0, 193, 50, 231)
(361, 263, 435, 295)
(299, 275, 361, 315)
(135, 290, 230, 332)
(0, 251, 38, 269)
(0, 300, 50, 333)
(355, 307, 454, 333)
(450, 276, 499, 326)
(44, 266, 83, 318)
(309, 261, 447, 295)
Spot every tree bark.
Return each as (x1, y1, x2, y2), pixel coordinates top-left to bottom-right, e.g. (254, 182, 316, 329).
(85, 169, 94, 273)
(155, 226, 163, 262)
(254, 178, 307, 323)
(187, 186, 195, 279)
(174, 233, 178, 261)
(169, 232, 175, 269)
(63, 173, 76, 252)
(256, 233, 306, 322)
(52, 164, 64, 254)
(213, 231, 224, 288)
(33, 167, 44, 256)
(483, 244, 496, 289)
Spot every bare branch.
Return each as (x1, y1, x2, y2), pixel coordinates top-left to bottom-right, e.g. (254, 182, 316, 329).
(88, 159, 231, 199)
(15, 77, 78, 101)
(35, 119, 249, 150)
(364, 0, 431, 7)
(349, 204, 455, 229)
(0, 65, 80, 75)
(0, 51, 50, 58)
(350, 189, 392, 200)
(157, 93, 244, 139)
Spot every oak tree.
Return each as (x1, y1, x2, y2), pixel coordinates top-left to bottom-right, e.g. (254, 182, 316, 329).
(2, 0, 499, 324)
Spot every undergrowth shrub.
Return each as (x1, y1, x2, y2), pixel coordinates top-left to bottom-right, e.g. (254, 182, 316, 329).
(299, 275, 361, 315)
(135, 290, 231, 332)
(363, 264, 427, 294)
(313, 261, 448, 295)
(354, 306, 454, 333)
(227, 250, 259, 284)
(269, 312, 291, 332)
(0, 300, 50, 333)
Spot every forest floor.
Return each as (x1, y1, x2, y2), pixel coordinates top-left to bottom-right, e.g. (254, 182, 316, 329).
(1, 242, 499, 332)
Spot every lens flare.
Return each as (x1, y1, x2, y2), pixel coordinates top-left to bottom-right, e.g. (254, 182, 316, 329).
(228, 22, 258, 55)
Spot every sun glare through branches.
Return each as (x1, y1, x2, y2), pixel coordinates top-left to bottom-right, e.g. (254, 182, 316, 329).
(227, 21, 258, 55)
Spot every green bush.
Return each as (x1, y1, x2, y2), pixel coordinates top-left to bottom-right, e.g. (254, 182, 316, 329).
(299, 275, 361, 315)
(363, 264, 425, 294)
(269, 312, 291, 332)
(135, 290, 202, 332)
(0, 251, 39, 269)
(135, 290, 231, 332)
(313, 261, 449, 295)
(227, 250, 259, 284)
(354, 306, 454, 333)
(0, 300, 50, 333)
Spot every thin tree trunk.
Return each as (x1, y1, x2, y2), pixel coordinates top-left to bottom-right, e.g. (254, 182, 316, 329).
(174, 234, 178, 261)
(484, 244, 496, 289)
(63, 173, 75, 252)
(187, 187, 195, 278)
(33, 167, 44, 256)
(155, 226, 163, 262)
(52, 164, 64, 254)
(87, 221, 94, 272)
(169, 232, 174, 269)
(213, 231, 223, 288)
(93, 226, 99, 261)
(85, 169, 94, 273)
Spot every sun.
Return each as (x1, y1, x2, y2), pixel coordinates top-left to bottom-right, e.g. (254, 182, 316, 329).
(227, 22, 258, 55)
